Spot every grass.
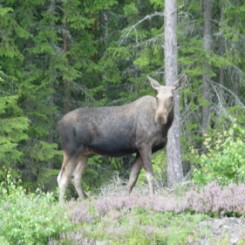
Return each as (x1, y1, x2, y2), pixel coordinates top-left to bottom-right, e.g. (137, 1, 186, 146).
(1, 177, 245, 244)
(54, 181, 245, 244)
(57, 206, 209, 245)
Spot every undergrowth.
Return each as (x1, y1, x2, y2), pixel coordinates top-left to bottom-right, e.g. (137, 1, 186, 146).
(72, 211, 208, 245)
(192, 123, 245, 185)
(1, 174, 244, 244)
(55, 181, 245, 244)
(0, 175, 73, 245)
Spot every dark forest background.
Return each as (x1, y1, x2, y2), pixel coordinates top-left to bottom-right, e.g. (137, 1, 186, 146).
(1, 0, 244, 195)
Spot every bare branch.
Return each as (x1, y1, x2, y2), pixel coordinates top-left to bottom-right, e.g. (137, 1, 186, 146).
(209, 80, 245, 110)
(117, 12, 164, 47)
(208, 81, 234, 122)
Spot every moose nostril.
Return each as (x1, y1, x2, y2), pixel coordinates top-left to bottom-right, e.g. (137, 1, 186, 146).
(160, 116, 167, 124)
(155, 114, 167, 124)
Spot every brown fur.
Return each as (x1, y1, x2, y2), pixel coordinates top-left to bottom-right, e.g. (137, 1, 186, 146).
(57, 76, 185, 202)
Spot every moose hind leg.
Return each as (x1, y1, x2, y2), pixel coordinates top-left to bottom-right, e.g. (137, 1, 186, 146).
(127, 155, 142, 194)
(57, 152, 69, 203)
(57, 153, 77, 203)
(71, 156, 88, 200)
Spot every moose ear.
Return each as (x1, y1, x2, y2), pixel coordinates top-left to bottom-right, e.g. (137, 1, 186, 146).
(147, 76, 161, 91)
(172, 74, 187, 90)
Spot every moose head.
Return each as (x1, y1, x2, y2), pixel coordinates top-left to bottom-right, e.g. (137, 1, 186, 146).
(147, 75, 186, 124)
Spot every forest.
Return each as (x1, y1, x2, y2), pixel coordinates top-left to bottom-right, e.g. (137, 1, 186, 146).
(0, 0, 245, 244)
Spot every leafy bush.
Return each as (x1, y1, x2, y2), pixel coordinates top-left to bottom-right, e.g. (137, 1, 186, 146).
(192, 123, 245, 185)
(0, 175, 73, 245)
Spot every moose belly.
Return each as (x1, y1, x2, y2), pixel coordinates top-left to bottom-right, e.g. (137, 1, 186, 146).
(89, 137, 136, 157)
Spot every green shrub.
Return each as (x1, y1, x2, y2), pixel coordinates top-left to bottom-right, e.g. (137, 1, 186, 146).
(192, 123, 245, 185)
(0, 175, 73, 245)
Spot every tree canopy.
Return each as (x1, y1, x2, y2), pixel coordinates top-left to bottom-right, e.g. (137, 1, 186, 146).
(0, 0, 244, 192)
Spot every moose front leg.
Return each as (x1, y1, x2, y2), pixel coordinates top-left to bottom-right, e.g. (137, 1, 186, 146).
(138, 145, 154, 196)
(127, 155, 142, 194)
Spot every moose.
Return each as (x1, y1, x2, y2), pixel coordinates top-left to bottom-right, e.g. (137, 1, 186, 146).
(57, 75, 185, 202)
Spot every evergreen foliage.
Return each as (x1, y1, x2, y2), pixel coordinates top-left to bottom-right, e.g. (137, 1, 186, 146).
(0, 0, 244, 191)
(0, 95, 29, 163)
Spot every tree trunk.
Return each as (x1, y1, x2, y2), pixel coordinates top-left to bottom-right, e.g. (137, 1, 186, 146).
(202, 0, 212, 134)
(63, 8, 71, 113)
(219, 0, 225, 104)
(164, 0, 184, 187)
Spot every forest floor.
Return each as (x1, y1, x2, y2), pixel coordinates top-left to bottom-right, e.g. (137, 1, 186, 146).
(197, 217, 245, 245)
(49, 182, 245, 245)
(57, 212, 245, 245)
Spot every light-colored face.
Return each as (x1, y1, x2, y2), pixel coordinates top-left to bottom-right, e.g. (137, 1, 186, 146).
(155, 86, 175, 124)
(147, 76, 184, 124)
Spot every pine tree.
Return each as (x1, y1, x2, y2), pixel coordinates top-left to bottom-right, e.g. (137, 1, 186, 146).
(0, 5, 29, 177)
